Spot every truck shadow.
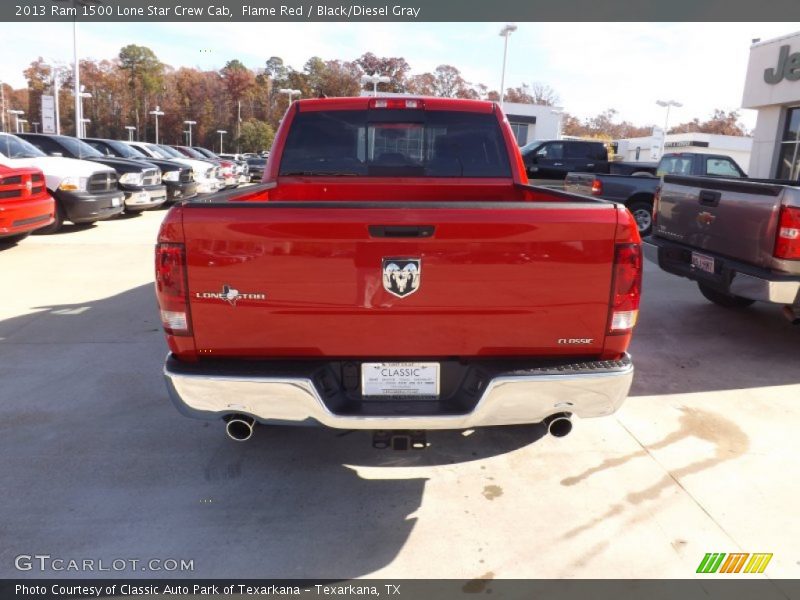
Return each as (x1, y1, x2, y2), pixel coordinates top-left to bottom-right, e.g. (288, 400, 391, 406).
(0, 283, 545, 579)
(630, 265, 800, 396)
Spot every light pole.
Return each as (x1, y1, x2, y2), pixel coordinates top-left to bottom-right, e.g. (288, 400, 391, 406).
(183, 120, 196, 146)
(73, 19, 80, 137)
(360, 75, 391, 97)
(550, 109, 564, 140)
(125, 125, 136, 141)
(498, 24, 518, 108)
(31, 121, 40, 133)
(149, 106, 164, 144)
(77, 89, 91, 137)
(18, 118, 28, 133)
(80, 118, 90, 137)
(656, 99, 682, 158)
(278, 88, 301, 104)
(216, 130, 227, 153)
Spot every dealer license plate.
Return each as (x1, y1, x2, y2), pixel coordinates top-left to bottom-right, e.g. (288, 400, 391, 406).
(361, 362, 440, 397)
(111, 196, 121, 207)
(691, 252, 715, 274)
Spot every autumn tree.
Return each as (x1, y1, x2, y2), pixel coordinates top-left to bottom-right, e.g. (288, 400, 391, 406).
(118, 44, 164, 139)
(669, 109, 748, 136)
(237, 118, 275, 153)
(354, 53, 410, 93)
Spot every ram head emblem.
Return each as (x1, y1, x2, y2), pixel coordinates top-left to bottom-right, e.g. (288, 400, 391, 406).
(382, 258, 421, 298)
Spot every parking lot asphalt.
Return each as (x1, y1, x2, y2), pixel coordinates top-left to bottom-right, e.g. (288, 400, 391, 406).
(0, 208, 798, 583)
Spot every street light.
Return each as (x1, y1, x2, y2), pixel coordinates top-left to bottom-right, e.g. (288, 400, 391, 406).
(18, 118, 28, 133)
(149, 106, 164, 144)
(125, 125, 136, 141)
(498, 24, 518, 108)
(7, 109, 23, 133)
(80, 118, 90, 136)
(31, 121, 40, 133)
(77, 89, 91, 137)
(278, 88, 301, 104)
(183, 120, 197, 146)
(216, 130, 227, 153)
(656, 99, 682, 158)
(360, 75, 391, 97)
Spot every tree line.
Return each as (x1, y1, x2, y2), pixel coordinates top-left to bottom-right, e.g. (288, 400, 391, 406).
(0, 45, 749, 152)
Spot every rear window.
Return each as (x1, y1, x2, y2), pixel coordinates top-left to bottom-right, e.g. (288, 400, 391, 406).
(657, 155, 694, 176)
(279, 109, 511, 178)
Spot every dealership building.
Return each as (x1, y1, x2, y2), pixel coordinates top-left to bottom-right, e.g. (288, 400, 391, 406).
(743, 31, 800, 178)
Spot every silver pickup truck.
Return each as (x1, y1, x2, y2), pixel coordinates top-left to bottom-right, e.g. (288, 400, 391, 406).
(643, 175, 800, 320)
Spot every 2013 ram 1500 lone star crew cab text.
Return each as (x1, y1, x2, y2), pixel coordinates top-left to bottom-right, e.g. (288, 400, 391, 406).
(155, 97, 643, 445)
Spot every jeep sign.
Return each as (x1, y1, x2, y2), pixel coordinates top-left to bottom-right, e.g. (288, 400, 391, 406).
(764, 45, 800, 84)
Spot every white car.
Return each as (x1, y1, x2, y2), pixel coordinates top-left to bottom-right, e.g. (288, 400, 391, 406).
(0, 133, 124, 232)
(125, 142, 221, 194)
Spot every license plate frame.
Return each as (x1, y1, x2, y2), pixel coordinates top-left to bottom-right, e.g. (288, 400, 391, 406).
(691, 252, 715, 274)
(361, 362, 440, 398)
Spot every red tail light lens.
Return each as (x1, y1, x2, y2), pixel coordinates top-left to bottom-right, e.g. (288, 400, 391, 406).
(155, 242, 192, 336)
(591, 179, 603, 195)
(774, 206, 800, 260)
(609, 243, 642, 333)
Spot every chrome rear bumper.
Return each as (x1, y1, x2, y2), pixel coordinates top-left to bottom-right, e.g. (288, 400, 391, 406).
(164, 354, 634, 430)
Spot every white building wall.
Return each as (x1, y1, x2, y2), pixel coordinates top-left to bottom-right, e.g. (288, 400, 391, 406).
(748, 106, 783, 177)
(501, 102, 562, 142)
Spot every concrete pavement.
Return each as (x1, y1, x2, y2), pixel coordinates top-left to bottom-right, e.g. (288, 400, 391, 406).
(0, 209, 798, 581)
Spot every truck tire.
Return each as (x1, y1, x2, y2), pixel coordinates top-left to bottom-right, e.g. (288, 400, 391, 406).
(697, 282, 756, 308)
(33, 199, 64, 235)
(627, 198, 654, 237)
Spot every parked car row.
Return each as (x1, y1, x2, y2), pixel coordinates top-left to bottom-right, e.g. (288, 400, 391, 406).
(0, 132, 256, 240)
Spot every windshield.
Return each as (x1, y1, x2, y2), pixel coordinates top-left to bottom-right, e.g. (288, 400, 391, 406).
(106, 140, 143, 159)
(57, 136, 104, 159)
(0, 134, 47, 158)
(279, 109, 511, 178)
(157, 145, 185, 159)
(519, 140, 545, 155)
(194, 147, 217, 159)
(178, 146, 208, 159)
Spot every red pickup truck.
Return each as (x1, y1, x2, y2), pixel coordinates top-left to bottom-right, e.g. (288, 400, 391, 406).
(0, 164, 55, 243)
(156, 97, 642, 446)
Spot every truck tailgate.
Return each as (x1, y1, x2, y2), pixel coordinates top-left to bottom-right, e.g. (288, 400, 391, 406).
(655, 175, 792, 268)
(182, 201, 619, 358)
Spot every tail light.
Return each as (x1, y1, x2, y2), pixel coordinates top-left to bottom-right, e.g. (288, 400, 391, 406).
(609, 243, 642, 333)
(774, 206, 800, 260)
(155, 242, 192, 336)
(591, 179, 603, 195)
(369, 98, 424, 109)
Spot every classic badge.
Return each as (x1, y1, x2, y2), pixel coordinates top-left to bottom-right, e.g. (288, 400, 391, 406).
(382, 258, 421, 298)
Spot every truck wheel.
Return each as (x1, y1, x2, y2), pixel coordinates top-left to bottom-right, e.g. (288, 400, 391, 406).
(32, 201, 64, 235)
(697, 282, 755, 308)
(627, 200, 653, 236)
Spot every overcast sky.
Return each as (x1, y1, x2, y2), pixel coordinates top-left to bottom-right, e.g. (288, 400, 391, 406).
(1, 21, 798, 130)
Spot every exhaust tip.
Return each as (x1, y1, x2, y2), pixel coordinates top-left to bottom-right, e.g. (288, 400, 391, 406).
(545, 413, 573, 438)
(225, 415, 255, 442)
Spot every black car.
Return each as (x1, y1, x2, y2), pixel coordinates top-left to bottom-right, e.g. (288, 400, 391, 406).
(246, 157, 266, 182)
(18, 133, 167, 213)
(82, 138, 198, 203)
(520, 139, 657, 180)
